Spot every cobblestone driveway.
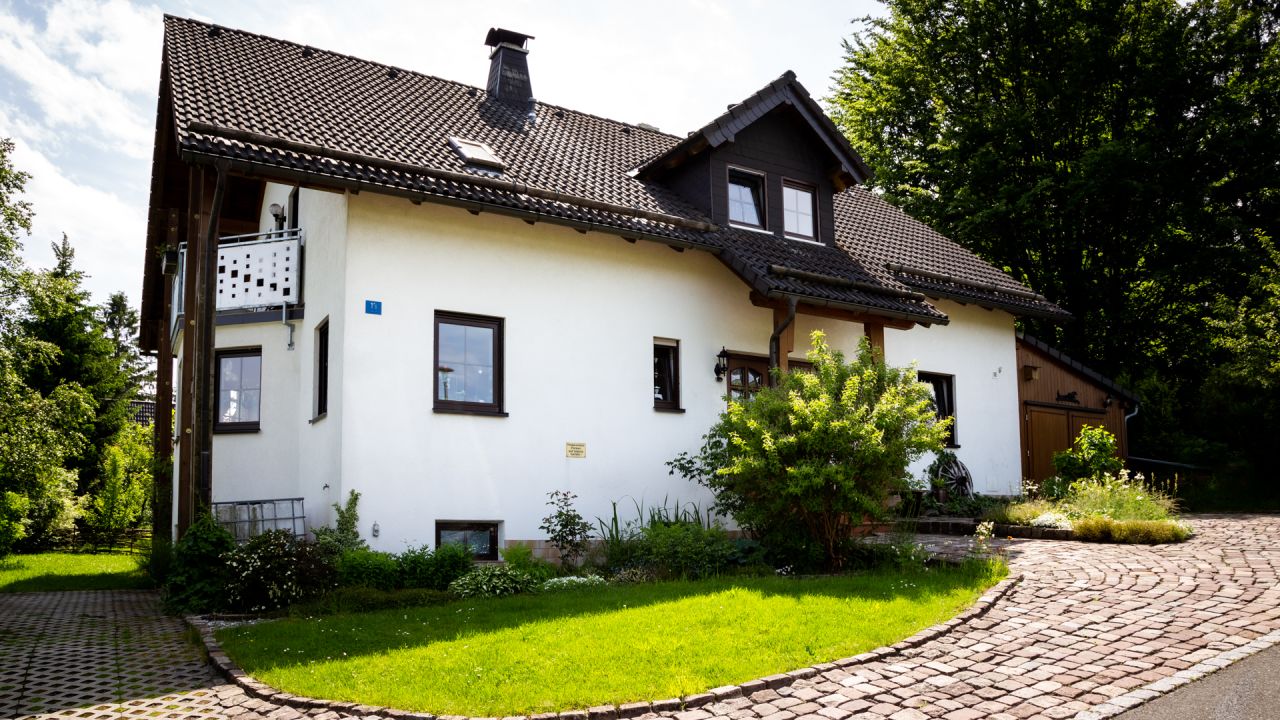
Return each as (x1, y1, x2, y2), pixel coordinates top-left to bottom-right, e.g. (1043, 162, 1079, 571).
(1, 514, 1277, 720)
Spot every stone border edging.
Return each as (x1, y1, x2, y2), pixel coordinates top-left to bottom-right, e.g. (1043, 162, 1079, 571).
(909, 518, 1074, 540)
(186, 572, 1024, 720)
(1074, 628, 1280, 720)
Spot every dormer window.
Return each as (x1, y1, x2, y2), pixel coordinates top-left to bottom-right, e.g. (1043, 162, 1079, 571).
(727, 168, 765, 228)
(783, 181, 816, 240)
(448, 137, 506, 170)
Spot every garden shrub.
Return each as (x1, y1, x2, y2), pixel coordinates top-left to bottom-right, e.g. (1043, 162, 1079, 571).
(539, 490, 593, 567)
(609, 566, 655, 584)
(670, 332, 949, 570)
(1072, 516, 1191, 544)
(165, 514, 236, 612)
(423, 542, 474, 589)
(291, 586, 453, 616)
(313, 490, 365, 556)
(337, 547, 400, 591)
(1062, 470, 1177, 521)
(448, 564, 539, 598)
(634, 521, 737, 580)
(226, 530, 337, 612)
(1052, 425, 1124, 484)
(0, 490, 29, 558)
(500, 543, 556, 581)
(81, 423, 151, 549)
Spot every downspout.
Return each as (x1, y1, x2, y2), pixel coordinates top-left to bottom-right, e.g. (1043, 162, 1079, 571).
(1123, 402, 1140, 449)
(768, 296, 798, 385)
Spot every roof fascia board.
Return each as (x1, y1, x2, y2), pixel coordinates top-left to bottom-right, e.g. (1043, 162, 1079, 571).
(916, 286, 1072, 321)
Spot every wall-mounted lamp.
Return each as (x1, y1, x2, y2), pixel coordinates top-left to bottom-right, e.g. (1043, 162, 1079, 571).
(268, 202, 287, 231)
(161, 249, 180, 276)
(1021, 364, 1040, 381)
(1104, 394, 1114, 408)
(371, 521, 381, 538)
(714, 347, 730, 381)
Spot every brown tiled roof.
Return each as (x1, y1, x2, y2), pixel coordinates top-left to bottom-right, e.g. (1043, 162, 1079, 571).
(150, 15, 1067, 332)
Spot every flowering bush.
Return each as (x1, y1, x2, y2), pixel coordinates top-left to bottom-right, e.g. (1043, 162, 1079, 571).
(541, 574, 607, 591)
(225, 530, 336, 612)
(1063, 469, 1177, 521)
(1029, 512, 1073, 529)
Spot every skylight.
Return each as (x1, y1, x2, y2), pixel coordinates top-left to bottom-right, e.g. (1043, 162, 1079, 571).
(448, 137, 506, 170)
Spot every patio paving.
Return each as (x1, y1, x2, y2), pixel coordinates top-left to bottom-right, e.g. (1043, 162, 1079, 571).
(0, 514, 1276, 720)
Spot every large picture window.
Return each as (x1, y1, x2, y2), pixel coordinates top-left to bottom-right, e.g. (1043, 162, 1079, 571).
(216, 348, 261, 432)
(918, 371, 957, 447)
(434, 311, 504, 415)
(727, 168, 765, 228)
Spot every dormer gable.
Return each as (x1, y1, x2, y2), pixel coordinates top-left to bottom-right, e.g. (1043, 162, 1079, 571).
(638, 72, 871, 247)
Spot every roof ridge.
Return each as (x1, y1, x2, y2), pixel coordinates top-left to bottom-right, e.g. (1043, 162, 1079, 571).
(163, 14, 685, 142)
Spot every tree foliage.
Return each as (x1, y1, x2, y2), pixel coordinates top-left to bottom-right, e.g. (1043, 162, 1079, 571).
(829, 0, 1279, 483)
(671, 332, 948, 570)
(83, 421, 153, 548)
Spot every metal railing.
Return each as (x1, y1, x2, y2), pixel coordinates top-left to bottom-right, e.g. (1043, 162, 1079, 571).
(212, 497, 307, 542)
(172, 227, 304, 333)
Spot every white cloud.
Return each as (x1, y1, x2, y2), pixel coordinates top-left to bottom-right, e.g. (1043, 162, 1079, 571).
(0, 3, 155, 159)
(10, 136, 147, 307)
(43, 0, 164, 96)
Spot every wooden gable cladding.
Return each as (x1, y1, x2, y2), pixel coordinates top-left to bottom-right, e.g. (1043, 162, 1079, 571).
(1016, 338, 1132, 482)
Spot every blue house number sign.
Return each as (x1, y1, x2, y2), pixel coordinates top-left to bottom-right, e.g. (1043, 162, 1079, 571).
(364, 300, 382, 315)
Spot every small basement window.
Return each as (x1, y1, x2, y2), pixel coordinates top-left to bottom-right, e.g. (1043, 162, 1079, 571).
(918, 371, 958, 447)
(436, 521, 500, 561)
(448, 137, 506, 170)
(727, 168, 765, 228)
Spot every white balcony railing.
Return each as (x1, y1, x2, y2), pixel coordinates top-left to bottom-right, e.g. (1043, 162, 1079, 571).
(172, 228, 303, 332)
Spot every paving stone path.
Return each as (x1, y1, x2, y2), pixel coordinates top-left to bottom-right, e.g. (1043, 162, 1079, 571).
(2, 514, 1277, 720)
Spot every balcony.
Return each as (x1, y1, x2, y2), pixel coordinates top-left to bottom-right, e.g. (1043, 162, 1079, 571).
(172, 228, 303, 333)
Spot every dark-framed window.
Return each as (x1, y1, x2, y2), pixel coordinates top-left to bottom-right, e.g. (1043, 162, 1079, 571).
(314, 318, 329, 418)
(782, 181, 817, 239)
(727, 168, 765, 228)
(287, 186, 299, 230)
(434, 311, 504, 415)
(436, 521, 500, 561)
(215, 348, 262, 433)
(919, 371, 958, 447)
(653, 339, 681, 412)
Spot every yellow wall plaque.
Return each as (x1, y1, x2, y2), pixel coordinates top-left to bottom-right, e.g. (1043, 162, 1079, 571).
(565, 442, 587, 459)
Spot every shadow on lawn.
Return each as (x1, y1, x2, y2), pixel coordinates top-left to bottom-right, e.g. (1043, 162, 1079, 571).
(222, 563, 1000, 673)
(0, 570, 153, 593)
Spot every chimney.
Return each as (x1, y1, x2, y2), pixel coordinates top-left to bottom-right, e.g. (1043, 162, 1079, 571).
(484, 28, 535, 104)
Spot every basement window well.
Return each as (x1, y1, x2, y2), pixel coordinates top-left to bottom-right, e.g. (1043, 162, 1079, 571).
(448, 137, 507, 170)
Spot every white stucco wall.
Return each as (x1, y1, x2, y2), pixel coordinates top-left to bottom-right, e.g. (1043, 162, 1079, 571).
(179, 187, 1023, 546)
(339, 195, 866, 551)
(882, 300, 1022, 495)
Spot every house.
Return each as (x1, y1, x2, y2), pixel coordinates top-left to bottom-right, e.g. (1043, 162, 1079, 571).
(1016, 333, 1137, 481)
(138, 17, 1070, 554)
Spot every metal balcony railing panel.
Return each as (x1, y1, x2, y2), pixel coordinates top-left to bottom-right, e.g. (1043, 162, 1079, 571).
(172, 228, 304, 332)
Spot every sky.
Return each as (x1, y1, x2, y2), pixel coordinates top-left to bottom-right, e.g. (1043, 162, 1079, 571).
(0, 0, 885, 308)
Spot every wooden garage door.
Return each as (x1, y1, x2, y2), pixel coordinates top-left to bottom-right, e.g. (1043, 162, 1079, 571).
(1027, 407, 1070, 481)
(1025, 405, 1112, 481)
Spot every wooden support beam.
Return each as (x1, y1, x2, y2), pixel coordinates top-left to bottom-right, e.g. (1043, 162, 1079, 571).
(152, 208, 178, 543)
(864, 322, 885, 356)
(176, 166, 202, 536)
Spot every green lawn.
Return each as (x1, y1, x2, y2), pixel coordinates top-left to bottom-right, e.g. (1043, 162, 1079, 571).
(218, 562, 1005, 716)
(0, 552, 152, 593)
